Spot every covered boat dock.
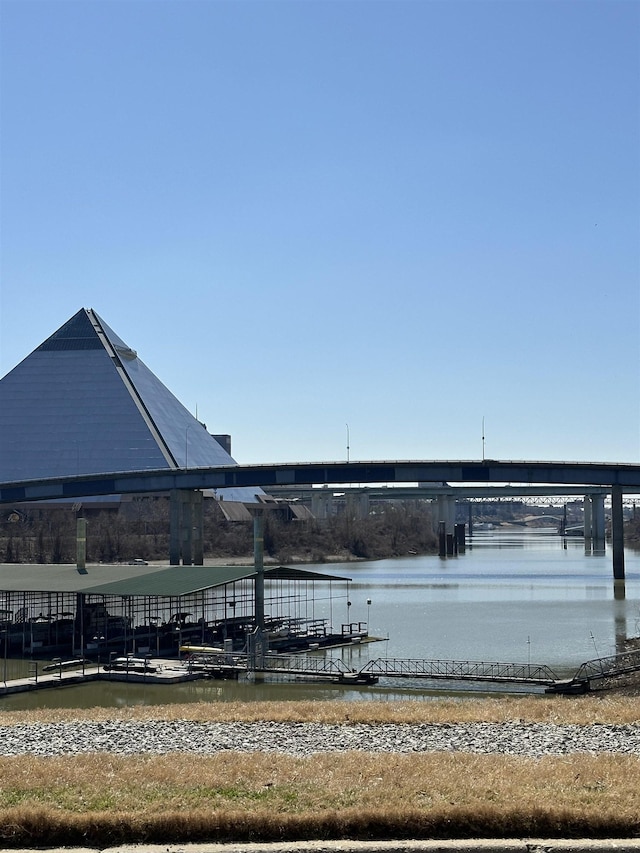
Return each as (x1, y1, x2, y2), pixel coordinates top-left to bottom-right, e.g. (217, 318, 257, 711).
(0, 562, 353, 661)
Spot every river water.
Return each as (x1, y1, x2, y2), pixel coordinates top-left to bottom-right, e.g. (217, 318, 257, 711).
(2, 528, 639, 710)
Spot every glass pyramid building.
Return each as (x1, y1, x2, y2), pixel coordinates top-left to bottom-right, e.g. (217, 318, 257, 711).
(0, 308, 258, 501)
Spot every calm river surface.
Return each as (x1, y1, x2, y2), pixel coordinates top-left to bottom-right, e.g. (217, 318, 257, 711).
(2, 528, 639, 710)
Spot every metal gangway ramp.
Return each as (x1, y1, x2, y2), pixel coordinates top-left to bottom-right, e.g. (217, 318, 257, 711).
(183, 649, 379, 684)
(565, 647, 640, 692)
(250, 653, 379, 684)
(353, 650, 640, 692)
(183, 647, 640, 693)
(358, 657, 560, 687)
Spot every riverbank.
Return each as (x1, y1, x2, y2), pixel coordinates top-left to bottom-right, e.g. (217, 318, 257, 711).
(202, 553, 368, 566)
(0, 697, 638, 847)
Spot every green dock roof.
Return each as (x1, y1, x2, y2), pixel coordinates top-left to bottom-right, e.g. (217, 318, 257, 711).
(83, 565, 257, 596)
(0, 564, 349, 597)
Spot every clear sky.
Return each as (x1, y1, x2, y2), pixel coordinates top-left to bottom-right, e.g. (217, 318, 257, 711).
(1, 0, 638, 466)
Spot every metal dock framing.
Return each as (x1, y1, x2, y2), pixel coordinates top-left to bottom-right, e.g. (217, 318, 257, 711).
(2, 646, 640, 697)
(358, 657, 560, 687)
(189, 647, 640, 693)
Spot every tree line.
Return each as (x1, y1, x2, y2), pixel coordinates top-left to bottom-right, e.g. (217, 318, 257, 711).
(0, 498, 438, 564)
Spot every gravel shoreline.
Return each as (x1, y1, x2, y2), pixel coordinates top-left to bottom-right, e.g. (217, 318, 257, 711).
(4, 720, 640, 758)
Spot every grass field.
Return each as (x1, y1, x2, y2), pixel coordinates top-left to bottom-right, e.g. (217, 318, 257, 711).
(0, 695, 638, 846)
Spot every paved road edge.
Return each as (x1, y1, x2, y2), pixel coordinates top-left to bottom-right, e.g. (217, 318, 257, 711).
(8, 839, 640, 853)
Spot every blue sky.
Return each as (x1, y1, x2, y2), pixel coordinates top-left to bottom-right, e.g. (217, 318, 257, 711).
(1, 0, 638, 466)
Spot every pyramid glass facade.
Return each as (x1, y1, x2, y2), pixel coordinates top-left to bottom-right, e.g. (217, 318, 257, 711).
(0, 309, 257, 501)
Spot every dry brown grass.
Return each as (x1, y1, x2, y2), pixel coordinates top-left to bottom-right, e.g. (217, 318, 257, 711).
(0, 697, 639, 845)
(1, 693, 640, 726)
(0, 751, 639, 845)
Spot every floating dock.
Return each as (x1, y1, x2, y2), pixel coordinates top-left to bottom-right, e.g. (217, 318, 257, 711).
(0, 658, 206, 696)
(2, 645, 640, 697)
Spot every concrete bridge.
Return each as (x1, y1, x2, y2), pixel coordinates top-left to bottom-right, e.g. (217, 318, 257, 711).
(1, 458, 639, 578)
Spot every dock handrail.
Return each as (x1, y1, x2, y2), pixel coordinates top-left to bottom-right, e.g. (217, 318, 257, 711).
(570, 647, 640, 685)
(359, 657, 559, 685)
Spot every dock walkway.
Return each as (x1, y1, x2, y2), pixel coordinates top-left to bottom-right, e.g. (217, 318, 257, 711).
(0, 658, 203, 696)
(2, 646, 640, 697)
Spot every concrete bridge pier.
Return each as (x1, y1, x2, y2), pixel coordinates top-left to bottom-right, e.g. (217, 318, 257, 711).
(437, 495, 456, 557)
(583, 496, 592, 554)
(592, 495, 606, 554)
(349, 492, 370, 519)
(611, 484, 625, 581)
(583, 495, 606, 554)
(76, 516, 87, 572)
(436, 495, 456, 534)
(249, 509, 268, 676)
(169, 489, 204, 565)
(311, 490, 333, 520)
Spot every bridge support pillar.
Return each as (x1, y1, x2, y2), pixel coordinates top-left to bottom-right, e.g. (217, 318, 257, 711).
(436, 496, 456, 533)
(169, 489, 204, 566)
(253, 510, 265, 634)
(438, 521, 446, 558)
(355, 492, 370, 519)
(192, 491, 204, 565)
(250, 510, 268, 677)
(170, 490, 180, 565)
(592, 495, 606, 554)
(611, 485, 625, 581)
(311, 490, 333, 519)
(345, 493, 368, 520)
(182, 496, 193, 566)
(583, 495, 592, 554)
(76, 516, 87, 573)
(437, 496, 457, 557)
(583, 495, 606, 555)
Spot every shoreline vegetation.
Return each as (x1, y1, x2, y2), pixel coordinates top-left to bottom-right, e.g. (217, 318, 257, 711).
(0, 695, 639, 846)
(0, 501, 438, 564)
(2, 501, 639, 566)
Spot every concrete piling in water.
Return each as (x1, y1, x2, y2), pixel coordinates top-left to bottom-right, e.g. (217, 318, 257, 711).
(611, 485, 625, 581)
(438, 521, 446, 558)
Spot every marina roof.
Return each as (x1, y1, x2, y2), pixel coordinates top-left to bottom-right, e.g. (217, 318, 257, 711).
(0, 564, 350, 597)
(0, 562, 163, 594)
(83, 565, 256, 597)
(265, 566, 350, 582)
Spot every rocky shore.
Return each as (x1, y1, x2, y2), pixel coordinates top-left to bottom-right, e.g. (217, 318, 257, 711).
(5, 719, 640, 757)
